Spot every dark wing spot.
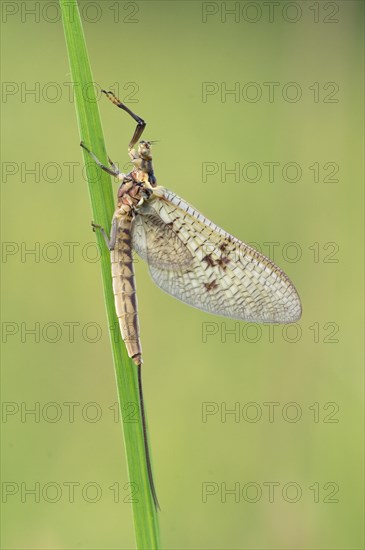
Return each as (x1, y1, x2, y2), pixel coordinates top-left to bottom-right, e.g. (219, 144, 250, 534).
(204, 280, 218, 291)
(202, 254, 215, 267)
(217, 256, 230, 270)
(219, 242, 228, 252)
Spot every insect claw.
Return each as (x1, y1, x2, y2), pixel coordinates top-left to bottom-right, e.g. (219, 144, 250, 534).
(91, 221, 101, 232)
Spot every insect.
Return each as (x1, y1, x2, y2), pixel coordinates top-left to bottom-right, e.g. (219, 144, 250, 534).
(80, 91, 302, 510)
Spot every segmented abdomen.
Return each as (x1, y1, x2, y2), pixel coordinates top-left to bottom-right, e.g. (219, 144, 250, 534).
(111, 216, 142, 365)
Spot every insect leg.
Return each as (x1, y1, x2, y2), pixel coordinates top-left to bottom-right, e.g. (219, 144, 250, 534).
(101, 90, 146, 151)
(108, 156, 120, 174)
(80, 142, 120, 177)
(91, 218, 117, 251)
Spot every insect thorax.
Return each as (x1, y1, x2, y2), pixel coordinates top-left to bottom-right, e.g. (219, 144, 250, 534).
(131, 158, 156, 187)
(132, 141, 157, 187)
(117, 171, 154, 212)
(116, 140, 157, 211)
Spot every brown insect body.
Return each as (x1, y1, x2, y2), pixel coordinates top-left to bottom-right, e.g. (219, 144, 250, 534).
(112, 162, 155, 367)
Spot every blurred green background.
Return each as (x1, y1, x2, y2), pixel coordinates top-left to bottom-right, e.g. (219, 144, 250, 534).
(1, 1, 364, 548)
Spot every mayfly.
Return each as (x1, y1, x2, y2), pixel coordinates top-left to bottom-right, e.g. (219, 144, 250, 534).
(80, 90, 302, 510)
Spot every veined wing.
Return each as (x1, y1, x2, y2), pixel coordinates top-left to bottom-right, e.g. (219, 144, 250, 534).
(131, 187, 302, 323)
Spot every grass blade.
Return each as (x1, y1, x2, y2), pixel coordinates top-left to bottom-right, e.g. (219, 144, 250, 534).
(59, 1, 161, 547)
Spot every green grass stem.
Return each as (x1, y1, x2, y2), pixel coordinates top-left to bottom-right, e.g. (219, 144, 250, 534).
(59, 1, 161, 547)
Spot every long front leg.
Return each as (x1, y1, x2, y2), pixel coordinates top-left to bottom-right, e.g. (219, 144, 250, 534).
(81, 141, 123, 178)
(102, 90, 146, 151)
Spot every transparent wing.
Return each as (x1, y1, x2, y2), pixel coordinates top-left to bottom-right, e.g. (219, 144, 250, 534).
(131, 187, 302, 323)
